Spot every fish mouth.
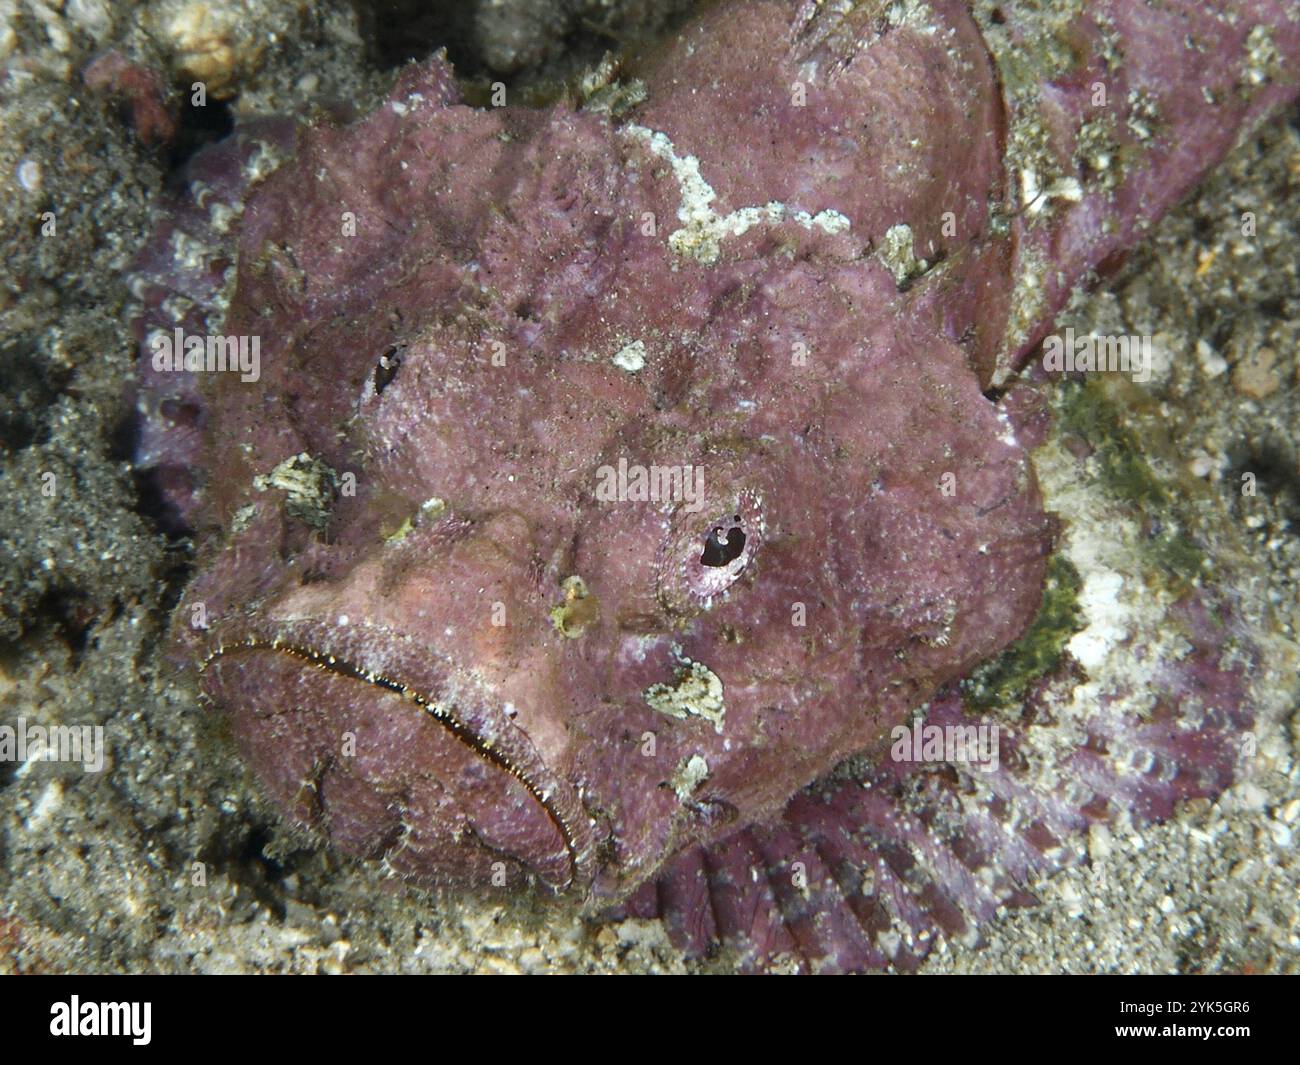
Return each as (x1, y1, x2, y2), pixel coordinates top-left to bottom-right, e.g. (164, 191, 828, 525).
(197, 620, 595, 894)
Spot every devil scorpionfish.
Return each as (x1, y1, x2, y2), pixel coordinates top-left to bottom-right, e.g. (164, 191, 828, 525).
(128, 0, 1300, 972)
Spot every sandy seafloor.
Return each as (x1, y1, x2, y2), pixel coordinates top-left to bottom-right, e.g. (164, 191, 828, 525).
(0, 0, 1296, 974)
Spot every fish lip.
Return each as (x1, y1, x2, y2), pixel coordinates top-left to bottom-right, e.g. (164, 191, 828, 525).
(194, 614, 598, 894)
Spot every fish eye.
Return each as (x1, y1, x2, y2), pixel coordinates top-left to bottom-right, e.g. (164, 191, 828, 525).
(373, 344, 403, 394)
(657, 493, 762, 617)
(700, 521, 746, 567)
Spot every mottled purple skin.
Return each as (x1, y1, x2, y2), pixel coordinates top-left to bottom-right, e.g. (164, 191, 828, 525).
(130, 116, 299, 531)
(130, 0, 1299, 970)
(630, 578, 1257, 972)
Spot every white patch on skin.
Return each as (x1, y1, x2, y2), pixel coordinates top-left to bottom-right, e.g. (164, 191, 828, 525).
(252, 452, 337, 528)
(670, 754, 710, 802)
(886, 0, 940, 33)
(230, 503, 258, 534)
(243, 141, 286, 184)
(390, 92, 425, 116)
(879, 222, 925, 286)
(995, 407, 1019, 449)
(624, 124, 851, 264)
(611, 339, 646, 373)
(170, 229, 215, 272)
(208, 200, 242, 234)
(644, 656, 726, 732)
(1021, 167, 1084, 215)
(620, 633, 669, 665)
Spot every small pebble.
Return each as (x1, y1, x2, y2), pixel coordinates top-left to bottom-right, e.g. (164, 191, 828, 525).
(1196, 338, 1228, 378)
(1231, 345, 1281, 399)
(17, 159, 42, 194)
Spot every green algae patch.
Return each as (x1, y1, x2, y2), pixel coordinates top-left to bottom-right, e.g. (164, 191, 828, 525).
(962, 553, 1083, 714)
(1053, 375, 1206, 581)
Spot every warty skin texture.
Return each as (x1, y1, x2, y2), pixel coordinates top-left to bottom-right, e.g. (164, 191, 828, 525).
(131, 0, 1299, 970)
